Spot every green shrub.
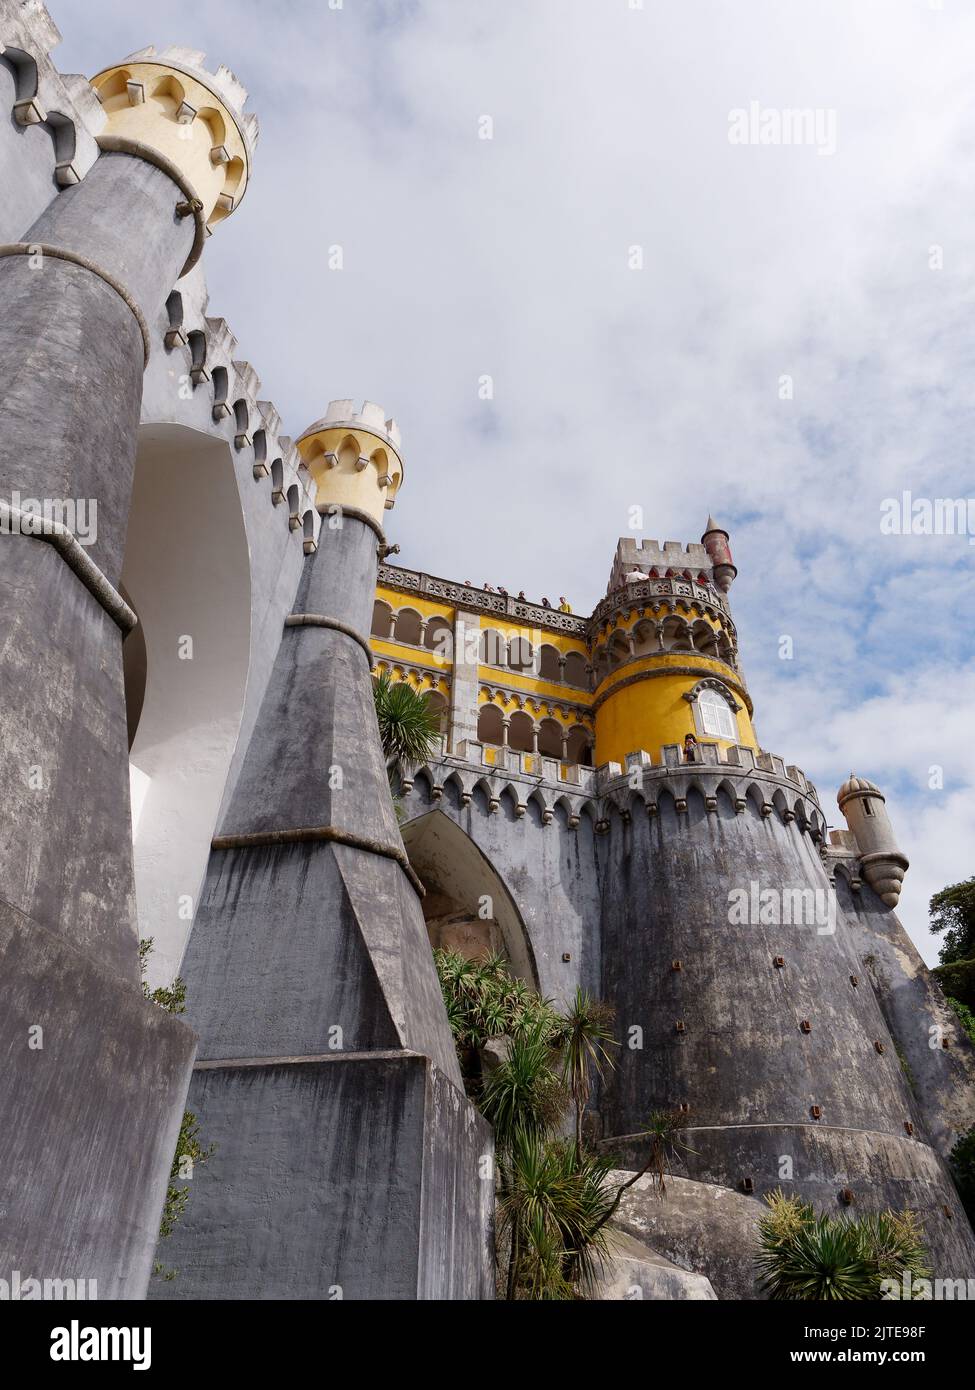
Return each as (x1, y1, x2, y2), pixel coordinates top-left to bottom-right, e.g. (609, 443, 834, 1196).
(755, 1190, 929, 1300)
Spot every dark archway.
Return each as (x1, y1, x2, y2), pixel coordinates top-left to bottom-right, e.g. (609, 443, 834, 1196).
(401, 809, 539, 988)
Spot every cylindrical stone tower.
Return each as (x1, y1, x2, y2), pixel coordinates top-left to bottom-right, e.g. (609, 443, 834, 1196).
(838, 773, 909, 908)
(154, 402, 494, 1301)
(0, 44, 255, 1297)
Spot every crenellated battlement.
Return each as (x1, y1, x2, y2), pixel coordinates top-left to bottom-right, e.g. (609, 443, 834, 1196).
(155, 260, 318, 541)
(401, 738, 824, 841)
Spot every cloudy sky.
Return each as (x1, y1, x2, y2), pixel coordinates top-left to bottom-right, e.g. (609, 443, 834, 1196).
(54, 0, 974, 963)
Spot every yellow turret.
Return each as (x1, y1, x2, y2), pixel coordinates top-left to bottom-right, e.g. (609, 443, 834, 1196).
(591, 528, 756, 767)
(90, 45, 258, 233)
(297, 400, 404, 526)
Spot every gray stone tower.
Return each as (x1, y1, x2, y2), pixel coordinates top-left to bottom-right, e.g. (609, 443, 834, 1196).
(151, 406, 494, 1300)
(837, 773, 909, 907)
(0, 24, 260, 1295)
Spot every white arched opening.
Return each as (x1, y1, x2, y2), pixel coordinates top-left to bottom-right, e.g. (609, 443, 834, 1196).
(401, 809, 538, 987)
(123, 423, 251, 988)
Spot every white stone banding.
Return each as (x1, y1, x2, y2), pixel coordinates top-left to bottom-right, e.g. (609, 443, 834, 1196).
(283, 613, 374, 666)
(0, 503, 137, 633)
(0, 242, 151, 365)
(316, 504, 387, 545)
(95, 135, 207, 275)
(211, 824, 425, 898)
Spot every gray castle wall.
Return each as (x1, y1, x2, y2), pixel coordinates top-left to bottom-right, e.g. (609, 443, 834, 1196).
(400, 779, 603, 1005)
(401, 755, 975, 1286)
(0, 12, 198, 1296)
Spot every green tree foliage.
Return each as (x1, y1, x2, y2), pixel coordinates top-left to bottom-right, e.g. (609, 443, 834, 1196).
(372, 669, 441, 773)
(929, 877, 975, 966)
(948, 1125, 975, 1227)
(560, 988, 617, 1153)
(139, 939, 213, 1277)
(434, 948, 690, 1299)
(947, 997, 975, 1046)
(755, 1190, 930, 1300)
(932, 957, 975, 1012)
(138, 937, 186, 1015)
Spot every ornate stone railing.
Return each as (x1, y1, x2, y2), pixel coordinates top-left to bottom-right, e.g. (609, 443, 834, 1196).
(591, 576, 731, 628)
(377, 565, 590, 636)
(377, 565, 733, 643)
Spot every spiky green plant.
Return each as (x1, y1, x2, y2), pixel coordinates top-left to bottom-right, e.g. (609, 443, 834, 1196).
(498, 1132, 617, 1299)
(428, 950, 559, 1056)
(434, 948, 665, 1300)
(755, 1190, 931, 1300)
(560, 988, 617, 1154)
(757, 1212, 878, 1300)
(372, 669, 441, 773)
(480, 1017, 568, 1150)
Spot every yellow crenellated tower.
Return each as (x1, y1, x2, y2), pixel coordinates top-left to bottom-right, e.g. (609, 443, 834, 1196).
(297, 400, 404, 526)
(90, 45, 258, 234)
(367, 517, 756, 774)
(591, 521, 757, 767)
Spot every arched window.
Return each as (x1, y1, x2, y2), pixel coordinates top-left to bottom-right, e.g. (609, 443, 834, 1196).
(424, 616, 453, 660)
(423, 689, 448, 735)
(508, 711, 534, 753)
(477, 703, 504, 746)
(566, 725, 592, 766)
(480, 629, 506, 666)
(394, 608, 422, 645)
(563, 651, 588, 688)
(697, 688, 737, 741)
(539, 645, 561, 682)
(508, 635, 534, 671)
(537, 718, 563, 758)
(372, 601, 393, 639)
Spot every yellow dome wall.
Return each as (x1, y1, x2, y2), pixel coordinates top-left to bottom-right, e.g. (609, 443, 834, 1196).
(593, 654, 756, 768)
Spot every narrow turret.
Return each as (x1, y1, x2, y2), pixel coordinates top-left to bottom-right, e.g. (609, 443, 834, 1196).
(837, 773, 909, 908)
(701, 515, 737, 594)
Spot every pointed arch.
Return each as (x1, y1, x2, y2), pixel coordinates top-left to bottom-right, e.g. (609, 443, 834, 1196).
(400, 810, 539, 986)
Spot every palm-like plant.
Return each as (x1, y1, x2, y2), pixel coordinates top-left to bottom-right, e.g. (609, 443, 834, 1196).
(499, 1131, 617, 1298)
(372, 670, 440, 774)
(434, 948, 659, 1300)
(559, 988, 617, 1154)
(433, 949, 562, 1064)
(757, 1214, 877, 1301)
(480, 1017, 568, 1150)
(755, 1190, 931, 1300)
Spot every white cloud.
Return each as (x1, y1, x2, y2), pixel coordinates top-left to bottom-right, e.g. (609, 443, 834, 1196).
(51, 0, 975, 961)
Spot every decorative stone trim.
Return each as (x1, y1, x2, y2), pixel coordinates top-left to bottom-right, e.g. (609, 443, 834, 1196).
(211, 825, 425, 898)
(591, 576, 730, 627)
(284, 613, 374, 666)
(0, 242, 151, 365)
(377, 564, 589, 636)
(683, 677, 742, 712)
(591, 663, 753, 717)
(95, 134, 207, 275)
(0, 503, 137, 633)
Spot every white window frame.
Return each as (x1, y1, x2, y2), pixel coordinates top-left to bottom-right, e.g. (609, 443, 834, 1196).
(696, 689, 738, 741)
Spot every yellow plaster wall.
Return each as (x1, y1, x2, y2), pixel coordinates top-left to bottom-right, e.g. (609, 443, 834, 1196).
(594, 656, 757, 767)
(91, 62, 248, 224)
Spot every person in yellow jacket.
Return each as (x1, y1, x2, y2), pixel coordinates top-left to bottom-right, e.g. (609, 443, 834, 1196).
(558, 596, 572, 613)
